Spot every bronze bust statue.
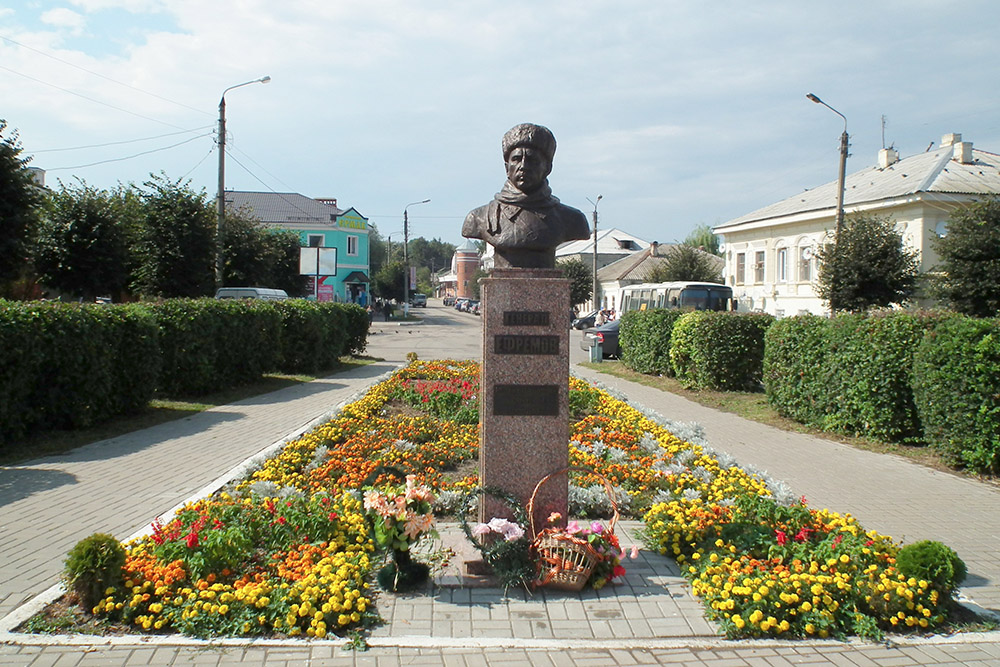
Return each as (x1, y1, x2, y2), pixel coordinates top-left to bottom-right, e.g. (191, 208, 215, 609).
(463, 123, 590, 269)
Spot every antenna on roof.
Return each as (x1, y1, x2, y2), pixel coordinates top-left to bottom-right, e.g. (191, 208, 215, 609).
(881, 115, 887, 149)
(926, 141, 935, 152)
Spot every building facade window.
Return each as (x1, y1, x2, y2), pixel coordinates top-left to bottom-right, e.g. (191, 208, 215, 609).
(308, 234, 323, 248)
(777, 248, 788, 282)
(799, 247, 812, 281)
(735, 253, 746, 285)
(754, 250, 765, 283)
(347, 235, 358, 256)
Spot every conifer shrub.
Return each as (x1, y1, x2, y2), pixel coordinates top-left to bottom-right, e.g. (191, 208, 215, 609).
(670, 311, 774, 390)
(912, 315, 1000, 473)
(64, 533, 126, 610)
(619, 308, 681, 375)
(895, 540, 967, 596)
(762, 315, 832, 425)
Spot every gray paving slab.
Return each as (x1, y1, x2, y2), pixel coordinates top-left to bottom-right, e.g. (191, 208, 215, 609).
(2, 306, 1000, 665)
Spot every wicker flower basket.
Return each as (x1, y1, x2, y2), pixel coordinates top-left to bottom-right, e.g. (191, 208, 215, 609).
(527, 467, 620, 591)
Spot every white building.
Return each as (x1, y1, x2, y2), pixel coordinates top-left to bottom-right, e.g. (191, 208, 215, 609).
(714, 133, 1000, 316)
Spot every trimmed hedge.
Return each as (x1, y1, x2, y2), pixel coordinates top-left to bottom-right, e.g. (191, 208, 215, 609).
(823, 312, 934, 443)
(0, 298, 368, 449)
(912, 316, 1000, 473)
(669, 311, 775, 390)
(763, 315, 832, 426)
(619, 309, 682, 375)
(0, 301, 159, 447)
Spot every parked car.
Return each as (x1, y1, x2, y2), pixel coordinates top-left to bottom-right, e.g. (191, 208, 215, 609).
(572, 310, 600, 329)
(470, 300, 481, 315)
(580, 319, 620, 358)
(443, 296, 456, 307)
(455, 297, 470, 311)
(410, 293, 427, 307)
(215, 287, 289, 300)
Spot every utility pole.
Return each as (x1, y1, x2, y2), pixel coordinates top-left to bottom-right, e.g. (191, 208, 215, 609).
(807, 93, 848, 313)
(588, 195, 602, 312)
(403, 199, 430, 315)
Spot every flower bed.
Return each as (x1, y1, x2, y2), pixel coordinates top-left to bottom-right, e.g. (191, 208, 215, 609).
(66, 359, 963, 641)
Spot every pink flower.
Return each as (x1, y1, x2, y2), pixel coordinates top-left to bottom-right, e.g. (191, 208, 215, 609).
(471, 523, 491, 537)
(566, 521, 582, 535)
(590, 521, 604, 534)
(630, 545, 640, 559)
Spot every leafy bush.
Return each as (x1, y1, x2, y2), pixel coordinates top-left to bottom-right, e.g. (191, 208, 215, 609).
(912, 316, 1000, 473)
(763, 315, 832, 425)
(822, 312, 935, 442)
(339, 303, 369, 356)
(619, 309, 682, 375)
(0, 301, 159, 447)
(895, 540, 967, 596)
(64, 533, 126, 609)
(670, 311, 775, 390)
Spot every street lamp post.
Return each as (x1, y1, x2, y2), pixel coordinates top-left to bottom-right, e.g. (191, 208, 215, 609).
(216, 75, 271, 287)
(587, 195, 602, 313)
(806, 93, 849, 313)
(402, 199, 430, 316)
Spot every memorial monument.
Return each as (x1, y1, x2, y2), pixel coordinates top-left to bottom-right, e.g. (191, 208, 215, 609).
(463, 123, 590, 527)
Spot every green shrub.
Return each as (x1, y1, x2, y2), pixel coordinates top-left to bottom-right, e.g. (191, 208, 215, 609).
(64, 533, 126, 609)
(822, 312, 935, 443)
(895, 540, 967, 596)
(619, 309, 681, 375)
(338, 302, 369, 356)
(670, 311, 775, 390)
(763, 315, 833, 425)
(912, 316, 1000, 473)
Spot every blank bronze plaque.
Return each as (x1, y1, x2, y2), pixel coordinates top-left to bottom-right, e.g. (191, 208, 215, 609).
(493, 384, 559, 416)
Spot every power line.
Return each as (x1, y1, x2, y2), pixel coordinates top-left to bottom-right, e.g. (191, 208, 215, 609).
(0, 64, 190, 130)
(0, 33, 212, 116)
(31, 126, 215, 153)
(47, 132, 213, 170)
(230, 144, 297, 193)
(181, 146, 216, 180)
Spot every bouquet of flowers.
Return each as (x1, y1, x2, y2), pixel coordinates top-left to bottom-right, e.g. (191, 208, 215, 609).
(562, 519, 636, 589)
(363, 475, 436, 590)
(460, 487, 537, 591)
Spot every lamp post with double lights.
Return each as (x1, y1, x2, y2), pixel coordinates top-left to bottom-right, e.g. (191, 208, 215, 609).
(402, 199, 430, 315)
(806, 92, 849, 313)
(216, 75, 271, 286)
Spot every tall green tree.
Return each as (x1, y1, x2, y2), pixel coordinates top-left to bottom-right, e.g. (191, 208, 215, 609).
(557, 258, 593, 306)
(0, 120, 42, 292)
(408, 237, 456, 275)
(131, 174, 215, 298)
(682, 223, 721, 256)
(931, 198, 1000, 317)
(262, 228, 308, 297)
(372, 260, 405, 302)
(815, 214, 919, 313)
(648, 244, 722, 283)
(35, 180, 131, 301)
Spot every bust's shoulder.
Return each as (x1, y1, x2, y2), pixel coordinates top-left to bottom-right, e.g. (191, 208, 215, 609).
(554, 203, 590, 241)
(462, 203, 492, 238)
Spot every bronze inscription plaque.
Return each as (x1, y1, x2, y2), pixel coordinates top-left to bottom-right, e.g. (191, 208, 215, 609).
(494, 335, 559, 355)
(503, 310, 550, 327)
(493, 384, 559, 416)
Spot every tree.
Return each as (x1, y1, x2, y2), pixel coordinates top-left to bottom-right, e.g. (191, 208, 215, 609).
(372, 260, 405, 302)
(931, 198, 1000, 317)
(35, 180, 131, 301)
(131, 174, 215, 298)
(557, 258, 593, 306)
(682, 223, 721, 256)
(815, 214, 919, 313)
(261, 228, 308, 297)
(467, 267, 489, 300)
(408, 237, 456, 276)
(647, 244, 722, 283)
(0, 120, 42, 292)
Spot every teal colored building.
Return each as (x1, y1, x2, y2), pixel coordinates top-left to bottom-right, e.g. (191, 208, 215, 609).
(226, 191, 370, 303)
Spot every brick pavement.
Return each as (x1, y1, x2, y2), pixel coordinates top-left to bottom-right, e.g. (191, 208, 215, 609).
(2, 308, 999, 664)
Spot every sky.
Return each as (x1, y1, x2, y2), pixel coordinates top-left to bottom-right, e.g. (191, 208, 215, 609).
(2, 1, 999, 248)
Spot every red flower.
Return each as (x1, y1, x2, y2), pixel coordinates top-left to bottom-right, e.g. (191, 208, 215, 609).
(185, 531, 199, 548)
(775, 530, 788, 546)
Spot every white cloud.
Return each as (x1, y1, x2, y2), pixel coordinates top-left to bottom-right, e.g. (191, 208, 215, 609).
(40, 8, 87, 34)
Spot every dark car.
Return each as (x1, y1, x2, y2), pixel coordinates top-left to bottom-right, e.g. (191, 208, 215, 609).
(572, 310, 600, 330)
(580, 319, 620, 358)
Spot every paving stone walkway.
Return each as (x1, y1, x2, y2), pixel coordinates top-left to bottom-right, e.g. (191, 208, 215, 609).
(1, 310, 998, 664)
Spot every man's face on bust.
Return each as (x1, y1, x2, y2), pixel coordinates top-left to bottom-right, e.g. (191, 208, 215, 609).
(505, 146, 551, 194)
